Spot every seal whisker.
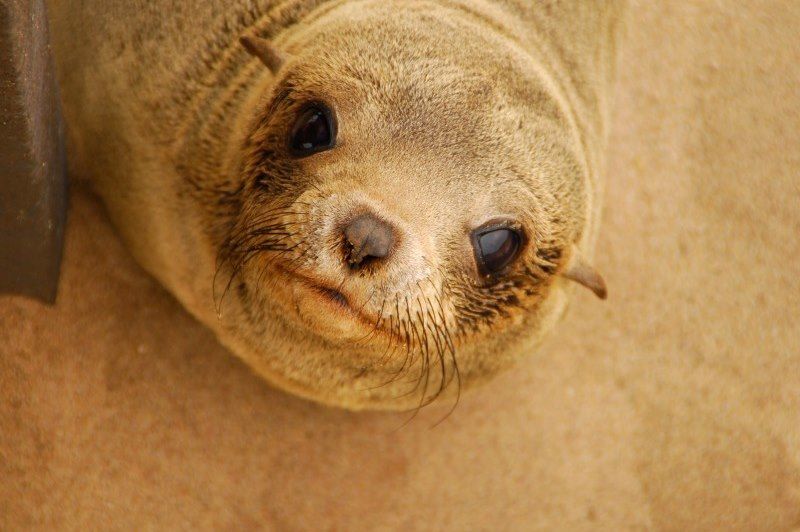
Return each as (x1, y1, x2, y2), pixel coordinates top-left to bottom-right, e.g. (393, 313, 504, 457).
(353, 295, 386, 345)
(420, 289, 447, 398)
(214, 204, 313, 315)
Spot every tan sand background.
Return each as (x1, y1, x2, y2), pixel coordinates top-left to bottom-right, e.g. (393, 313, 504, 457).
(2, 2, 799, 530)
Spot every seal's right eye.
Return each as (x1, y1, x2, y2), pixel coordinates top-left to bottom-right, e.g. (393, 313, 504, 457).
(289, 104, 336, 156)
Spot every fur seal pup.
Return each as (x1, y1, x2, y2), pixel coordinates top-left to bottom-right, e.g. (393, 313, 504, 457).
(46, 0, 624, 410)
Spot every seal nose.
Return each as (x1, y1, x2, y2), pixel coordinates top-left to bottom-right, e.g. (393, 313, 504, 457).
(343, 213, 394, 269)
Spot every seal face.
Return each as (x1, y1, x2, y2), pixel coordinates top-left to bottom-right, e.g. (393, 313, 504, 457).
(49, 0, 617, 411)
(200, 2, 612, 411)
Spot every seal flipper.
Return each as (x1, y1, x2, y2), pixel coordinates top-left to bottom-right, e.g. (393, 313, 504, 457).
(239, 35, 287, 74)
(561, 247, 607, 300)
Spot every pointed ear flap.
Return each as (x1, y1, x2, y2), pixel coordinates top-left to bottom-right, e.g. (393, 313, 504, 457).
(561, 246, 608, 300)
(239, 35, 287, 74)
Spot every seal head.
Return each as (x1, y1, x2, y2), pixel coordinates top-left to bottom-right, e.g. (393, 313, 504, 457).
(189, 2, 610, 410)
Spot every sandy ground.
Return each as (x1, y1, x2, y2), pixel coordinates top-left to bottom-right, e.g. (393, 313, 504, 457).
(2, 2, 799, 530)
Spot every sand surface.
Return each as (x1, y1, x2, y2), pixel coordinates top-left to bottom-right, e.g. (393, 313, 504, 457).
(2, 2, 799, 530)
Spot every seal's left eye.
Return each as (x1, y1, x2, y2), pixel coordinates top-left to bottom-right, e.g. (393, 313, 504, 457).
(289, 104, 335, 156)
(472, 226, 523, 277)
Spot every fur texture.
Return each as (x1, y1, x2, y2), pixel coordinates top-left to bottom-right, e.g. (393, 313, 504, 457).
(45, 0, 623, 409)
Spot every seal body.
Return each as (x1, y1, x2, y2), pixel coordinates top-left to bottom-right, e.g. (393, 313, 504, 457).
(46, 0, 624, 410)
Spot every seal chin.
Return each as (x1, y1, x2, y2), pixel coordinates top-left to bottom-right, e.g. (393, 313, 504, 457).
(276, 267, 378, 343)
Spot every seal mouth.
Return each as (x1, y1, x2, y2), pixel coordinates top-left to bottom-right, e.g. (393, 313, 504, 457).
(275, 266, 381, 335)
(313, 284, 350, 309)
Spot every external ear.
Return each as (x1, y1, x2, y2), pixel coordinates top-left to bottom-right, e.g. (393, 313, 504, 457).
(239, 35, 287, 74)
(561, 247, 607, 300)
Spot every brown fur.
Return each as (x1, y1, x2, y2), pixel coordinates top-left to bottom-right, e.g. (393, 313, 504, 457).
(45, 0, 623, 409)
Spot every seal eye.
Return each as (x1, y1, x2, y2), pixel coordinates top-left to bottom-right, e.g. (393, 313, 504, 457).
(289, 104, 335, 156)
(473, 226, 523, 276)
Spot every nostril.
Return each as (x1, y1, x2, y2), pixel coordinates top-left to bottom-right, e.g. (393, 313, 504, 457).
(343, 213, 394, 268)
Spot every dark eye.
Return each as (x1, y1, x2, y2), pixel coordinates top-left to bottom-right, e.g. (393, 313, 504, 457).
(472, 226, 523, 276)
(289, 104, 336, 156)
